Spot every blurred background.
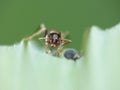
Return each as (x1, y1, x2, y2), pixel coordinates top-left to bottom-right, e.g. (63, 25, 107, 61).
(0, 0, 120, 49)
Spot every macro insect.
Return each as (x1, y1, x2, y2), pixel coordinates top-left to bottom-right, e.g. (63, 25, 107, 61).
(23, 24, 72, 56)
(63, 48, 81, 61)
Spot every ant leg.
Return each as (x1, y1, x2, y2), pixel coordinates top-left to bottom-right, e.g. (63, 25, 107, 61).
(38, 37, 51, 54)
(23, 24, 46, 41)
(57, 39, 72, 56)
(62, 39, 72, 43)
(38, 37, 45, 41)
(45, 42, 51, 54)
(61, 32, 69, 38)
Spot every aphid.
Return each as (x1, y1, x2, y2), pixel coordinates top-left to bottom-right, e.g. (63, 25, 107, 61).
(63, 48, 81, 61)
(23, 24, 72, 56)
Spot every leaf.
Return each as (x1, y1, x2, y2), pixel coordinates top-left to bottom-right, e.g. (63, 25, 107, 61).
(86, 23, 120, 90)
(0, 23, 120, 90)
(0, 41, 84, 90)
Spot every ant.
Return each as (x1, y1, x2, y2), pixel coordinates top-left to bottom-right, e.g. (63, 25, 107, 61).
(23, 24, 72, 56)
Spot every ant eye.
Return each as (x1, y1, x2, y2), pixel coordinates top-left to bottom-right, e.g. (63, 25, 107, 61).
(53, 34, 58, 39)
(63, 48, 80, 61)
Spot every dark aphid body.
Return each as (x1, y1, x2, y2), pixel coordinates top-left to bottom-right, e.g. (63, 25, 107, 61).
(64, 48, 80, 61)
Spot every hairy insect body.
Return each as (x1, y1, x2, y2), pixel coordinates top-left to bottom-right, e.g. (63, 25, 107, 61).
(23, 24, 71, 56)
(45, 30, 61, 48)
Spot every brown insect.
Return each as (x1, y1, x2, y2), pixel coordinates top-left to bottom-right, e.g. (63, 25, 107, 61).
(23, 24, 72, 56)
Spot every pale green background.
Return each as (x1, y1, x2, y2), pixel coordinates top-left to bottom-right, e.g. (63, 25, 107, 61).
(0, 0, 120, 49)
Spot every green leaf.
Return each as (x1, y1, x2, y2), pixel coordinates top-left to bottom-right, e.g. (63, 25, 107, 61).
(0, 41, 83, 90)
(86, 23, 120, 90)
(0, 23, 120, 90)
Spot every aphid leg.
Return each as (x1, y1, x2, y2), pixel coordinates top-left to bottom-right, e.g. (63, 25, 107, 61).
(73, 53, 80, 60)
(23, 24, 46, 41)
